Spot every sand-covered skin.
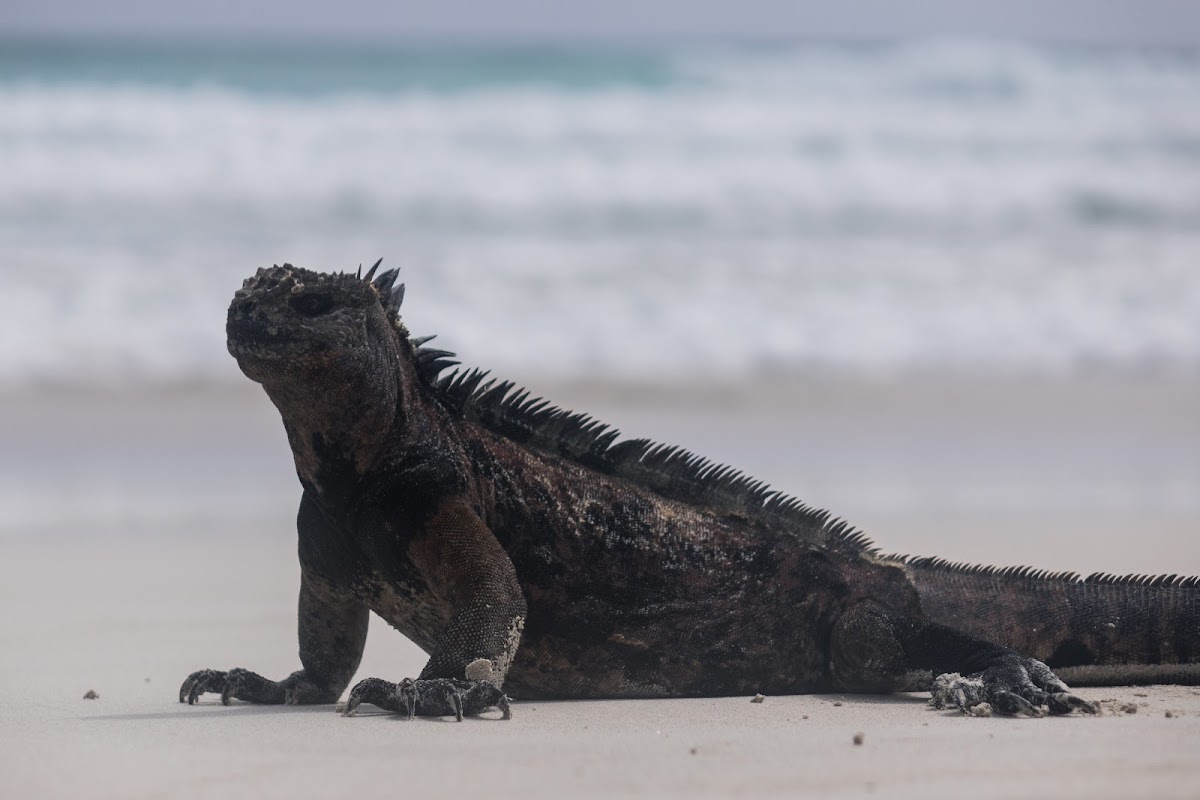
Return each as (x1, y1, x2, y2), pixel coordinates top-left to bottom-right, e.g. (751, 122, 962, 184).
(1, 380, 1197, 798)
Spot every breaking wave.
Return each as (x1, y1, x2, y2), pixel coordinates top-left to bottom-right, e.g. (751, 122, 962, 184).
(1, 40, 1199, 386)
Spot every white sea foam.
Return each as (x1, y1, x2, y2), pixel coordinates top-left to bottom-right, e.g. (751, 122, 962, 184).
(1, 42, 1199, 386)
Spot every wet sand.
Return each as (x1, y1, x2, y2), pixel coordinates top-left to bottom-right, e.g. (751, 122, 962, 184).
(1, 379, 1197, 798)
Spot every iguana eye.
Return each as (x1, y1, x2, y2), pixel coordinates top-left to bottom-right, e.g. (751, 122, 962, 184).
(290, 293, 334, 317)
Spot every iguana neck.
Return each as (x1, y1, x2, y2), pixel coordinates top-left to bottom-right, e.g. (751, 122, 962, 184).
(260, 337, 429, 496)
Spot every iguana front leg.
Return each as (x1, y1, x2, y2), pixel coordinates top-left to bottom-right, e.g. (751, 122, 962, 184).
(180, 491, 368, 705)
(831, 602, 1099, 717)
(180, 567, 368, 705)
(341, 498, 525, 720)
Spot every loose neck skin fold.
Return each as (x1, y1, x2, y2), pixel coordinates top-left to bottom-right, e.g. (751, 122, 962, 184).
(260, 323, 426, 495)
(902, 558, 1200, 686)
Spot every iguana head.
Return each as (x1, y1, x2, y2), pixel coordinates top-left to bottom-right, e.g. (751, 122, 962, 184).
(227, 261, 412, 482)
(227, 260, 405, 386)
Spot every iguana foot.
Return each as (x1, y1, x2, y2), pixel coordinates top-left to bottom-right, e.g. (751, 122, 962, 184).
(338, 677, 511, 720)
(930, 657, 1099, 717)
(179, 667, 287, 705)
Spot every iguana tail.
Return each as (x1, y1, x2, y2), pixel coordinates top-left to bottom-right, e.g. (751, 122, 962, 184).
(897, 556, 1200, 686)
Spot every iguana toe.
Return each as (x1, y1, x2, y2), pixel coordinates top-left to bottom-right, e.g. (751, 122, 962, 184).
(1046, 691, 1100, 715)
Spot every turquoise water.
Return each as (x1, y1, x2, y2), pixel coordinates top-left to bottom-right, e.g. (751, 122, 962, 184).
(1, 39, 1199, 385)
(0, 40, 681, 93)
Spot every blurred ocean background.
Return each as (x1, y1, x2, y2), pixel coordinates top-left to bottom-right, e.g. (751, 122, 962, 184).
(0, 36, 1196, 572)
(2, 39, 1199, 387)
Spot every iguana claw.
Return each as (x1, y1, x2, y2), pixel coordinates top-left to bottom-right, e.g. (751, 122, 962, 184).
(180, 668, 228, 704)
(339, 676, 511, 720)
(179, 667, 286, 705)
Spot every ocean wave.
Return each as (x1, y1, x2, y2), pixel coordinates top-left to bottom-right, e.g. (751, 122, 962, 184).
(1, 42, 1199, 386)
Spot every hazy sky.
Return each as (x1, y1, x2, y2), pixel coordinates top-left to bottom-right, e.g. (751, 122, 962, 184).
(4, 0, 1200, 44)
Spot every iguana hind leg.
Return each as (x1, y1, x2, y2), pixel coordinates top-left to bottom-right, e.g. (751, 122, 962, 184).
(831, 601, 1098, 717)
(929, 661, 1099, 717)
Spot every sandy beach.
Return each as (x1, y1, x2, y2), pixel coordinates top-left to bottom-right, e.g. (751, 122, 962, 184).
(1, 379, 1198, 799)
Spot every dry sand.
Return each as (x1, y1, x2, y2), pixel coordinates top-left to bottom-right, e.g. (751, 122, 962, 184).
(1, 379, 1198, 799)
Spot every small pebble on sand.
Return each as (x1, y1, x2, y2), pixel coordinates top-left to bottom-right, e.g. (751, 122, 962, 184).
(853, 732, 864, 746)
(83, 690, 98, 700)
(751, 694, 765, 703)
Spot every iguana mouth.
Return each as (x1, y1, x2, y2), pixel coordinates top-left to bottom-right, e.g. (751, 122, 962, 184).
(226, 322, 326, 358)
(227, 337, 326, 357)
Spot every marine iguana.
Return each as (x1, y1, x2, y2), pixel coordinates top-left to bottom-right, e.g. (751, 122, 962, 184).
(180, 261, 1200, 719)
